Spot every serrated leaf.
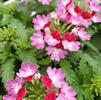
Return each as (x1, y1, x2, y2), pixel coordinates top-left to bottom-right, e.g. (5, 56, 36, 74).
(1, 58, 15, 85)
(60, 59, 78, 85)
(38, 57, 51, 65)
(17, 49, 37, 64)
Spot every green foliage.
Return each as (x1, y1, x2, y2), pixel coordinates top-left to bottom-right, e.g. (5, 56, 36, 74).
(0, 1, 101, 100)
(1, 58, 15, 85)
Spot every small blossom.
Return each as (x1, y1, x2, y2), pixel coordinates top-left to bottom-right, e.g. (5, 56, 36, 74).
(38, 0, 52, 5)
(47, 67, 65, 88)
(17, 62, 37, 81)
(32, 15, 50, 30)
(57, 84, 76, 100)
(62, 40, 80, 52)
(6, 78, 24, 96)
(30, 31, 45, 49)
(46, 47, 68, 61)
(78, 28, 91, 41)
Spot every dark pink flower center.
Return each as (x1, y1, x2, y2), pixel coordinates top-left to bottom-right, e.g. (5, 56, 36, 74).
(41, 75, 52, 88)
(64, 32, 77, 42)
(16, 87, 26, 100)
(44, 91, 56, 100)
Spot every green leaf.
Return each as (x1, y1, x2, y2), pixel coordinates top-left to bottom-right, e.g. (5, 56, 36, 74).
(1, 58, 15, 85)
(38, 57, 51, 65)
(17, 49, 37, 64)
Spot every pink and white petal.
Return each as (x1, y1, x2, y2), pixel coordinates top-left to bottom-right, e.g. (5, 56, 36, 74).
(78, 28, 91, 41)
(38, 0, 52, 5)
(62, 40, 80, 52)
(44, 33, 60, 46)
(17, 62, 38, 78)
(46, 47, 67, 61)
(92, 14, 101, 23)
(30, 31, 45, 49)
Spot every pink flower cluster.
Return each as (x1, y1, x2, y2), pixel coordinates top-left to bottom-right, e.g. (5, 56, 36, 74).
(56, 0, 101, 26)
(30, 14, 91, 61)
(30, 0, 101, 61)
(3, 62, 37, 100)
(3, 62, 76, 100)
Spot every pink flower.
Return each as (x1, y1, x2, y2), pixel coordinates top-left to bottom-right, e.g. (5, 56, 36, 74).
(78, 28, 91, 41)
(92, 14, 101, 22)
(57, 0, 72, 7)
(87, 0, 101, 12)
(3, 95, 16, 100)
(57, 84, 76, 100)
(44, 32, 60, 46)
(17, 62, 38, 81)
(6, 78, 24, 96)
(38, 0, 52, 5)
(32, 15, 50, 30)
(46, 47, 68, 61)
(47, 67, 65, 88)
(56, 5, 68, 21)
(70, 16, 92, 27)
(62, 40, 80, 52)
(30, 31, 45, 49)
(44, 91, 56, 100)
(41, 75, 52, 88)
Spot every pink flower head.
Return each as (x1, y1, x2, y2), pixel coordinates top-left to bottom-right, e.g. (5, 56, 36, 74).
(62, 40, 80, 52)
(30, 31, 45, 49)
(47, 67, 65, 88)
(32, 15, 50, 30)
(46, 47, 68, 61)
(38, 0, 52, 5)
(17, 62, 38, 81)
(6, 78, 24, 96)
(78, 28, 91, 41)
(44, 91, 56, 100)
(59, 84, 76, 100)
(3, 95, 16, 100)
(56, 5, 67, 21)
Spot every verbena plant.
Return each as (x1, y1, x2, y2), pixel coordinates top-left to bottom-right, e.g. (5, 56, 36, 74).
(0, 0, 101, 100)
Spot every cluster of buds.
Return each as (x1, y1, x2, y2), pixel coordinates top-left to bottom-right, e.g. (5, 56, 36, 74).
(30, 0, 101, 61)
(3, 62, 76, 100)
